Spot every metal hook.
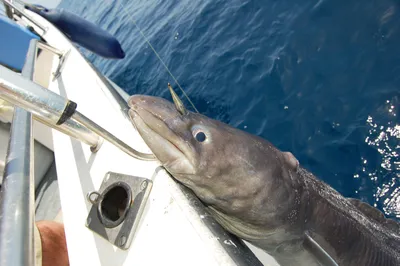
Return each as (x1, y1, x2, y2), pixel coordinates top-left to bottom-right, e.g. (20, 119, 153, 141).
(168, 83, 187, 115)
(87, 191, 101, 205)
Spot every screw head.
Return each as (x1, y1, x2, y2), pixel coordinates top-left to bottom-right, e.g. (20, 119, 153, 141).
(119, 235, 127, 246)
(140, 180, 148, 190)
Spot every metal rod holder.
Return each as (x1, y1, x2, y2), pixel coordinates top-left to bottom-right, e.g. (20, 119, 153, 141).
(0, 62, 102, 150)
(0, 58, 155, 160)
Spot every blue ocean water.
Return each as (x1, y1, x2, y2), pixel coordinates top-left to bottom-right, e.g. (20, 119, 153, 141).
(58, 0, 399, 220)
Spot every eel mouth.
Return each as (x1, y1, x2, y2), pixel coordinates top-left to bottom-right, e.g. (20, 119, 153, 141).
(130, 108, 183, 150)
(127, 95, 195, 174)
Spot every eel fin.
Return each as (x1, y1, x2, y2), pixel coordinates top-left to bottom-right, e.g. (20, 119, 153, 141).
(347, 198, 400, 232)
(282, 151, 299, 171)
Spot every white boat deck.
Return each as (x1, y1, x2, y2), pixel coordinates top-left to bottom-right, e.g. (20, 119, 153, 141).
(22, 9, 278, 266)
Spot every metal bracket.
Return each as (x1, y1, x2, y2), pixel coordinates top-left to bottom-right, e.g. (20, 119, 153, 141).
(85, 172, 152, 250)
(52, 49, 70, 81)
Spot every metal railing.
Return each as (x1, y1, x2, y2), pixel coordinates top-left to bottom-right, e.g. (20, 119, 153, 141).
(0, 36, 36, 266)
(1, 0, 47, 34)
(0, 40, 155, 160)
(0, 56, 102, 150)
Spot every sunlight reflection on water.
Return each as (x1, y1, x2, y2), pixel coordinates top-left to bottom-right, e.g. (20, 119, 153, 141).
(360, 100, 399, 218)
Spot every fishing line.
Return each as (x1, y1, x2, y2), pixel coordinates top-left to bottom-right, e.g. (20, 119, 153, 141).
(114, 0, 199, 113)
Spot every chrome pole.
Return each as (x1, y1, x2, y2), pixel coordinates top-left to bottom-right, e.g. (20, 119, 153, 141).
(0, 37, 37, 266)
(0, 63, 102, 150)
(35, 115, 102, 151)
(0, 64, 155, 160)
(72, 111, 155, 160)
(0, 108, 35, 266)
(0, 65, 71, 125)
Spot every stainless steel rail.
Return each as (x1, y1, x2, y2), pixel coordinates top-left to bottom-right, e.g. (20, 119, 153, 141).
(0, 108, 35, 266)
(0, 64, 71, 124)
(0, 37, 36, 266)
(0, 61, 155, 160)
(0, 62, 102, 149)
(72, 111, 155, 160)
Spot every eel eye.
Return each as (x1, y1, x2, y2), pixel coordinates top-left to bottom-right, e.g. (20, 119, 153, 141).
(194, 131, 206, 142)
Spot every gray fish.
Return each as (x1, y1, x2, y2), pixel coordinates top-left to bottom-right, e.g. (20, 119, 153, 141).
(127, 94, 400, 266)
